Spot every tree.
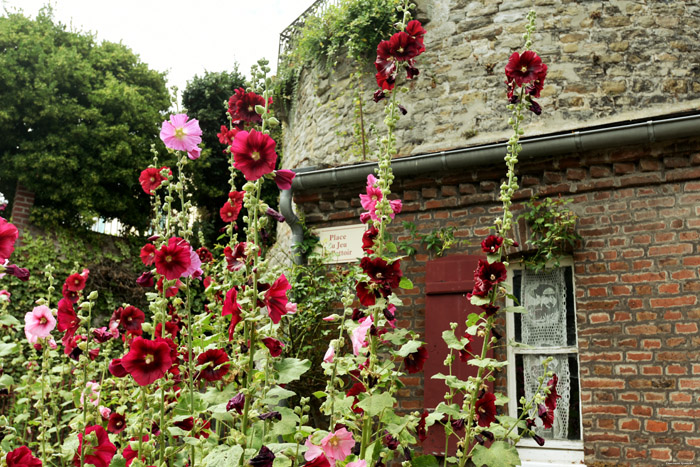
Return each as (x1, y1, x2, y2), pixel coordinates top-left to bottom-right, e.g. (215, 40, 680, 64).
(0, 8, 171, 232)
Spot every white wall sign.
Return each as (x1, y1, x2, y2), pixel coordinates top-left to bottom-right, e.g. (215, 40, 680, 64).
(314, 224, 366, 264)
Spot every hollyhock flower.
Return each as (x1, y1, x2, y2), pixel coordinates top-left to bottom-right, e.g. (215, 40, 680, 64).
(404, 345, 428, 374)
(107, 412, 126, 434)
(505, 50, 545, 87)
(227, 393, 245, 414)
(139, 167, 169, 195)
(74, 425, 116, 467)
(228, 88, 269, 123)
(320, 428, 355, 465)
(0, 217, 19, 262)
(346, 462, 367, 467)
(140, 244, 156, 266)
(5, 264, 29, 281)
(360, 174, 382, 211)
(323, 344, 334, 363)
(119, 306, 145, 335)
(527, 98, 542, 115)
(351, 316, 373, 356)
(538, 403, 554, 429)
(274, 169, 296, 190)
(217, 125, 238, 146)
(231, 129, 278, 181)
(361, 256, 402, 289)
(406, 20, 426, 47)
(481, 235, 504, 254)
(259, 411, 281, 421)
(458, 332, 474, 363)
(122, 436, 148, 467)
(6, 446, 42, 467)
(303, 454, 330, 467)
(196, 247, 213, 264)
(57, 298, 79, 334)
(222, 288, 242, 339)
(156, 276, 181, 297)
(266, 207, 285, 223)
(362, 225, 379, 253)
(65, 272, 87, 292)
(154, 321, 179, 340)
(304, 436, 325, 463)
(80, 381, 100, 407)
(120, 337, 173, 386)
(136, 271, 154, 288)
(220, 192, 244, 223)
(417, 410, 428, 442)
(261, 337, 284, 357)
(527, 63, 548, 98)
(249, 446, 275, 467)
(0, 290, 10, 302)
(187, 146, 201, 161)
(155, 237, 192, 280)
(386, 31, 421, 61)
(181, 247, 202, 279)
(475, 259, 507, 287)
(92, 327, 113, 343)
(383, 431, 399, 450)
(346, 382, 365, 414)
(173, 417, 194, 431)
(264, 274, 291, 324)
(196, 348, 230, 382)
(475, 391, 497, 427)
(160, 113, 202, 152)
(25, 305, 56, 339)
(545, 374, 561, 411)
(355, 281, 377, 307)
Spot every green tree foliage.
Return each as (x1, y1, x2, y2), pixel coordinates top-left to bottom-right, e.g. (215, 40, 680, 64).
(0, 8, 171, 231)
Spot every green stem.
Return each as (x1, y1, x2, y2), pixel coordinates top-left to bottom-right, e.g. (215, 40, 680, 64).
(139, 387, 147, 462)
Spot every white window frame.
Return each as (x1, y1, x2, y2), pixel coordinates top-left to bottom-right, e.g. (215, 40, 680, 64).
(505, 257, 586, 466)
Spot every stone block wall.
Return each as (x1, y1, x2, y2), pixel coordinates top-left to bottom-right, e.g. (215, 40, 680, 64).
(281, 0, 700, 171)
(292, 136, 700, 465)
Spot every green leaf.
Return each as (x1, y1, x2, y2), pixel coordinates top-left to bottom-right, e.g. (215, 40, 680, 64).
(0, 314, 20, 327)
(0, 374, 14, 388)
(486, 253, 500, 264)
(469, 295, 491, 307)
(412, 455, 440, 467)
(356, 392, 395, 417)
(396, 340, 423, 357)
(312, 391, 327, 399)
(471, 441, 521, 467)
(385, 242, 398, 253)
(262, 386, 296, 405)
(398, 276, 413, 289)
(441, 330, 464, 350)
(203, 445, 244, 467)
(503, 306, 527, 313)
(468, 358, 509, 369)
(465, 312, 481, 327)
(108, 454, 127, 467)
(271, 408, 299, 437)
(0, 342, 18, 357)
(274, 358, 311, 384)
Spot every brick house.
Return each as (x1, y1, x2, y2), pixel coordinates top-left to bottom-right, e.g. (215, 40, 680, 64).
(276, 0, 700, 465)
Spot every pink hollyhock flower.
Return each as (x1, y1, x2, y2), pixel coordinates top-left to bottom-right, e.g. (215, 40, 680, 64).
(231, 129, 278, 181)
(286, 302, 297, 314)
(159, 113, 202, 152)
(0, 290, 10, 302)
(6, 445, 42, 467)
(304, 436, 325, 463)
(264, 274, 291, 324)
(120, 337, 174, 386)
(182, 247, 202, 279)
(346, 461, 367, 467)
(155, 237, 192, 280)
(187, 146, 201, 161)
(320, 428, 355, 465)
(0, 217, 18, 262)
(99, 406, 111, 419)
(359, 175, 382, 212)
(273, 169, 296, 190)
(261, 337, 284, 357)
(351, 316, 373, 356)
(323, 344, 334, 363)
(80, 381, 100, 407)
(25, 305, 56, 339)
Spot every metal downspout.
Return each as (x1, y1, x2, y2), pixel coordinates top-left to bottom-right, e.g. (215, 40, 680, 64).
(279, 188, 305, 265)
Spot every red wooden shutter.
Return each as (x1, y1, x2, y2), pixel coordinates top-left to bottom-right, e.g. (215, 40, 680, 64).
(422, 254, 493, 455)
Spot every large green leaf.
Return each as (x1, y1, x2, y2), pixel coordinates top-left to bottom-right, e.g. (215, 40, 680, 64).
(0, 342, 18, 357)
(356, 392, 395, 417)
(471, 441, 521, 467)
(412, 455, 440, 467)
(203, 445, 244, 466)
(274, 358, 311, 384)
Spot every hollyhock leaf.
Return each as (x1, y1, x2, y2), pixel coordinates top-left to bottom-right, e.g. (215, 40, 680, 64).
(468, 358, 508, 369)
(270, 407, 299, 437)
(0, 313, 20, 326)
(202, 445, 244, 467)
(471, 441, 520, 467)
(412, 455, 440, 467)
(261, 386, 296, 405)
(396, 339, 423, 357)
(0, 374, 14, 387)
(398, 277, 413, 290)
(441, 330, 465, 350)
(486, 253, 501, 264)
(356, 392, 395, 417)
(0, 342, 18, 357)
(274, 358, 311, 384)
(384, 242, 397, 253)
(313, 391, 327, 399)
(470, 294, 492, 307)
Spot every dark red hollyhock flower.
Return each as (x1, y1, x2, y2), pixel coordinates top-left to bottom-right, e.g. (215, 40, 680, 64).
(217, 125, 239, 146)
(65, 272, 86, 292)
(417, 410, 428, 442)
(249, 445, 275, 467)
(107, 412, 126, 434)
(6, 445, 42, 467)
(222, 288, 243, 339)
(346, 382, 366, 414)
(383, 431, 399, 450)
(154, 237, 191, 280)
(196, 247, 213, 264)
(223, 243, 248, 271)
(136, 271, 154, 288)
(404, 346, 428, 374)
(122, 436, 148, 467)
(387, 31, 421, 61)
(538, 403, 554, 429)
(109, 358, 128, 377)
(362, 225, 379, 253)
(138, 167, 169, 195)
(458, 332, 474, 363)
(361, 256, 402, 289)
(120, 337, 174, 386)
(481, 235, 504, 254)
(60, 282, 79, 303)
(356, 281, 377, 306)
(228, 88, 268, 124)
(451, 418, 465, 431)
(63, 333, 84, 360)
(196, 348, 230, 382)
(481, 304, 500, 316)
(258, 411, 281, 421)
(231, 129, 278, 182)
(93, 327, 114, 343)
(57, 298, 79, 334)
(73, 425, 116, 467)
(527, 63, 547, 98)
(227, 393, 245, 414)
(546, 374, 561, 410)
(527, 98, 542, 115)
(475, 259, 507, 287)
(405, 20, 426, 49)
(173, 417, 194, 431)
(264, 274, 291, 324)
(154, 321, 179, 340)
(303, 455, 331, 467)
(140, 244, 157, 266)
(5, 264, 30, 282)
(119, 306, 145, 334)
(0, 217, 19, 262)
(266, 207, 285, 223)
(475, 392, 497, 427)
(505, 50, 546, 87)
(273, 170, 296, 190)
(261, 337, 284, 357)
(156, 276, 181, 298)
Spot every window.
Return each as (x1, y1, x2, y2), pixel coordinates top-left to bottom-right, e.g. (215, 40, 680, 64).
(506, 258, 585, 466)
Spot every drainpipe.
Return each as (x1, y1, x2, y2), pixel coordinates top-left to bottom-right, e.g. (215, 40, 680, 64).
(279, 187, 305, 265)
(281, 113, 700, 256)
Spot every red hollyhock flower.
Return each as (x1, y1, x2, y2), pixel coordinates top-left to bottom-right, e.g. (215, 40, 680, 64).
(417, 410, 428, 442)
(6, 445, 42, 467)
(387, 31, 421, 61)
(57, 298, 79, 335)
(527, 63, 548, 98)
(481, 235, 504, 254)
(475, 259, 507, 287)
(227, 393, 245, 414)
(0, 218, 19, 262)
(404, 346, 428, 374)
(361, 257, 402, 289)
(140, 244, 157, 266)
(273, 170, 296, 190)
(458, 332, 474, 363)
(136, 271, 154, 288)
(217, 125, 239, 146)
(303, 455, 331, 467)
(227, 88, 269, 124)
(405, 20, 426, 49)
(362, 225, 379, 253)
(154, 321, 179, 340)
(261, 337, 284, 357)
(196, 247, 213, 263)
(119, 306, 145, 334)
(222, 288, 242, 339)
(139, 167, 169, 195)
(231, 130, 278, 181)
(156, 276, 181, 297)
(4, 264, 29, 282)
(475, 392, 497, 427)
(120, 337, 173, 386)
(122, 436, 148, 467)
(505, 50, 545, 87)
(224, 243, 248, 271)
(61, 282, 80, 303)
(107, 412, 126, 434)
(264, 274, 291, 324)
(220, 192, 244, 223)
(346, 382, 366, 414)
(196, 348, 230, 382)
(65, 273, 86, 292)
(356, 281, 377, 306)
(154, 237, 192, 280)
(545, 374, 561, 411)
(109, 358, 129, 377)
(538, 403, 554, 429)
(73, 425, 116, 467)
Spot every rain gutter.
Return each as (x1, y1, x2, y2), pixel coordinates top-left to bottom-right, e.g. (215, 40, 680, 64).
(281, 113, 700, 262)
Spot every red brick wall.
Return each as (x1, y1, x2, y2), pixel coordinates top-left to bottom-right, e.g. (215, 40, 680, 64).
(294, 136, 700, 466)
(10, 183, 35, 232)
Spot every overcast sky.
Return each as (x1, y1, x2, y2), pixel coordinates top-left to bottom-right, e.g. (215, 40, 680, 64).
(1, 0, 314, 101)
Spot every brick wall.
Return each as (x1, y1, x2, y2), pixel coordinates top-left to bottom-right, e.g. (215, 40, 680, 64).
(10, 183, 34, 232)
(293, 136, 700, 465)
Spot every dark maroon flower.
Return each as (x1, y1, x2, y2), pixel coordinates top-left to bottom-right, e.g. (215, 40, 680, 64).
(527, 63, 548, 98)
(475, 392, 497, 427)
(266, 207, 285, 223)
(451, 418, 465, 431)
(6, 446, 42, 467)
(73, 425, 116, 467)
(481, 304, 500, 316)
(119, 306, 145, 334)
(196, 348, 230, 382)
(264, 274, 291, 324)
(361, 257, 402, 289)
(154, 237, 192, 280)
(405, 20, 426, 48)
(261, 337, 284, 357)
(258, 411, 281, 421)
(5, 264, 29, 282)
(475, 259, 507, 287)
(249, 446, 275, 467)
(356, 281, 377, 306)
(481, 235, 504, 254)
(505, 50, 545, 87)
(545, 374, 561, 411)
(362, 225, 379, 253)
(538, 403, 554, 429)
(386, 31, 421, 61)
(120, 337, 173, 386)
(136, 271, 154, 288)
(533, 434, 545, 446)
(93, 327, 114, 343)
(383, 431, 399, 450)
(107, 412, 126, 434)
(228, 88, 269, 124)
(417, 410, 428, 442)
(196, 247, 213, 263)
(404, 346, 428, 374)
(346, 382, 366, 414)
(173, 417, 194, 431)
(227, 393, 245, 414)
(527, 98, 542, 115)
(108, 358, 129, 378)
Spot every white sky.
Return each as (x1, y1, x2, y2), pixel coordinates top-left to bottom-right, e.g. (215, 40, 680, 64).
(1, 0, 314, 102)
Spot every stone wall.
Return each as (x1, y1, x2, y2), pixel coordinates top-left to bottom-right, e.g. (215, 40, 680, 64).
(281, 0, 700, 170)
(292, 136, 700, 466)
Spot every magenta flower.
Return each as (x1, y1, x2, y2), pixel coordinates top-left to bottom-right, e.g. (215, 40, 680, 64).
(351, 316, 373, 356)
(159, 114, 202, 152)
(231, 129, 278, 181)
(264, 274, 291, 324)
(274, 170, 296, 190)
(25, 305, 56, 339)
(0, 217, 18, 262)
(320, 428, 355, 465)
